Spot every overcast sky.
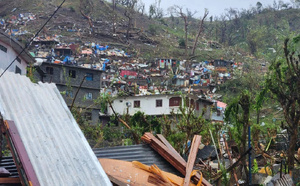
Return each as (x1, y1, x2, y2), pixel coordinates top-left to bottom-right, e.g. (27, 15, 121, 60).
(141, 0, 292, 17)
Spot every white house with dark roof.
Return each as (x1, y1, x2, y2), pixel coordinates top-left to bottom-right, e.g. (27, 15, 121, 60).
(0, 31, 34, 75)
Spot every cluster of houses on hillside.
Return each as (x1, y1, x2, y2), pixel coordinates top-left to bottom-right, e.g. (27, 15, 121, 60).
(0, 30, 234, 125)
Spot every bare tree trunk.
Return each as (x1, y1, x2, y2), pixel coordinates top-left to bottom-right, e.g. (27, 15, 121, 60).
(184, 16, 188, 58)
(287, 124, 298, 172)
(126, 17, 132, 39)
(191, 11, 209, 56)
(80, 10, 93, 31)
(112, 0, 116, 33)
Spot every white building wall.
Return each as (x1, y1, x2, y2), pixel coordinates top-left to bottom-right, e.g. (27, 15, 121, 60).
(108, 95, 181, 116)
(0, 40, 28, 75)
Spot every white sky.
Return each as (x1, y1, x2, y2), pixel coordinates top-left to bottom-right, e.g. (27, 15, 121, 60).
(141, 0, 293, 17)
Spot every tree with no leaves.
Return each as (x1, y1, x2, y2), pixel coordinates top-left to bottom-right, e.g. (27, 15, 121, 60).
(169, 6, 191, 58)
(123, 0, 137, 39)
(191, 9, 209, 56)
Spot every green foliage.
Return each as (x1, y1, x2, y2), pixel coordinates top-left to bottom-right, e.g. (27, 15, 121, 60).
(225, 91, 251, 147)
(2, 149, 10, 156)
(82, 123, 104, 147)
(178, 38, 185, 48)
(219, 164, 229, 185)
(293, 34, 300, 44)
(264, 36, 300, 170)
(103, 124, 123, 141)
(148, 24, 158, 35)
(166, 132, 186, 153)
(94, 92, 113, 113)
(162, 95, 210, 153)
(26, 65, 37, 83)
(252, 159, 259, 173)
(69, 6, 75, 12)
(130, 111, 161, 137)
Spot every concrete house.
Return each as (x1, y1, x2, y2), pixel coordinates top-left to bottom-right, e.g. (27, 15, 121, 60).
(107, 94, 213, 120)
(34, 62, 104, 124)
(0, 30, 34, 74)
(186, 94, 214, 120)
(108, 94, 182, 116)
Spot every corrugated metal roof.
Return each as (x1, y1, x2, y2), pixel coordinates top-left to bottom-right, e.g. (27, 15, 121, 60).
(1, 144, 182, 179)
(0, 71, 111, 185)
(94, 144, 182, 176)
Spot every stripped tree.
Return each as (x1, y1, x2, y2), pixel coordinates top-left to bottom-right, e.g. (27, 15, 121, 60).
(191, 9, 209, 56)
(266, 35, 300, 172)
(80, 0, 94, 33)
(123, 0, 137, 39)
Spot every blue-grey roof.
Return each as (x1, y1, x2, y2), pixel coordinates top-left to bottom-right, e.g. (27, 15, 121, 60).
(1, 144, 182, 178)
(94, 144, 182, 176)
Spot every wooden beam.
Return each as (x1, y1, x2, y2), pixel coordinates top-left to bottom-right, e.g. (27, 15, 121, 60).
(183, 135, 201, 186)
(0, 177, 21, 184)
(142, 133, 212, 186)
(223, 134, 239, 186)
(106, 174, 127, 186)
(156, 134, 185, 162)
(2, 120, 40, 186)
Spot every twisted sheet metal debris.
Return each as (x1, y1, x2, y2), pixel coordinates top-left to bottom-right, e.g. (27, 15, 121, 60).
(0, 70, 111, 186)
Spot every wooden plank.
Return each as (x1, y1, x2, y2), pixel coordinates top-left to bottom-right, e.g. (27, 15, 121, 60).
(0, 177, 21, 184)
(142, 133, 212, 186)
(99, 158, 189, 186)
(183, 135, 202, 186)
(223, 134, 239, 186)
(141, 133, 186, 174)
(156, 134, 185, 162)
(106, 175, 127, 186)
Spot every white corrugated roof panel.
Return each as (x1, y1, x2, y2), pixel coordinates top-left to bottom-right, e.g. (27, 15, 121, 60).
(0, 71, 111, 186)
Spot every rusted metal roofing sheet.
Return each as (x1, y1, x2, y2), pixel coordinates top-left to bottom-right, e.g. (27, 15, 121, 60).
(0, 71, 111, 186)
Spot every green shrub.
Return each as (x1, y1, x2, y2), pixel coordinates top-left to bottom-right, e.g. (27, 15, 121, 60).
(178, 38, 185, 48)
(148, 24, 158, 35)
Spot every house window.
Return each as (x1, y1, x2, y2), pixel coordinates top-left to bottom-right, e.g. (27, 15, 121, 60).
(134, 100, 140, 108)
(66, 90, 73, 98)
(15, 66, 21, 74)
(86, 73, 93, 81)
(169, 97, 181, 107)
(0, 44, 7, 53)
(85, 93, 93, 100)
(16, 57, 21, 63)
(46, 67, 54, 75)
(69, 70, 76, 78)
(156, 99, 162, 107)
